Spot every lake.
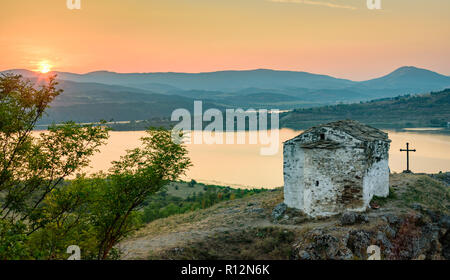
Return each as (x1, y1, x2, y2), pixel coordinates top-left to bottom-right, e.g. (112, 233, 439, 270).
(73, 129, 450, 189)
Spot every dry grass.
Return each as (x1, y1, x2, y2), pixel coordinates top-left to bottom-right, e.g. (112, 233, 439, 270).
(164, 181, 217, 199)
(386, 174, 450, 213)
(119, 190, 284, 259)
(152, 226, 300, 260)
(120, 173, 449, 260)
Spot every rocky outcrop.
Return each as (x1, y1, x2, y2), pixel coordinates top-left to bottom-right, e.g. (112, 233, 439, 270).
(340, 212, 369, 225)
(272, 203, 287, 220)
(294, 210, 450, 260)
(346, 230, 372, 259)
(294, 229, 353, 260)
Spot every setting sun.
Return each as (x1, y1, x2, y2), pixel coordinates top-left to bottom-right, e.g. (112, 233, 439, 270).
(37, 61, 52, 73)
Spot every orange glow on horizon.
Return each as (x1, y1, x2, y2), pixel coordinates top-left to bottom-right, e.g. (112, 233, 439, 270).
(1, 1, 449, 80)
(36, 61, 52, 74)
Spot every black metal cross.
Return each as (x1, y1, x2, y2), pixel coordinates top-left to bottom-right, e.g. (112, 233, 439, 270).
(400, 142, 416, 173)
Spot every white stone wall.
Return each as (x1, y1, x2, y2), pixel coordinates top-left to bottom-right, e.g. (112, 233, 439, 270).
(302, 148, 338, 217)
(363, 159, 390, 201)
(283, 143, 304, 209)
(283, 128, 390, 217)
(302, 146, 367, 217)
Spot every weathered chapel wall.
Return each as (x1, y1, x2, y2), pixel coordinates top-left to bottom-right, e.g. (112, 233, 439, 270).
(283, 125, 390, 217)
(283, 143, 304, 209)
(362, 140, 391, 201)
(302, 145, 367, 217)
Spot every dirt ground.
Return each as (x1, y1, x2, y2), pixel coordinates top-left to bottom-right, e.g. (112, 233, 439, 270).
(118, 173, 449, 260)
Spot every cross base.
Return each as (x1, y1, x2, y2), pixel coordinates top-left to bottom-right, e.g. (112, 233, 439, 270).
(402, 170, 413, 174)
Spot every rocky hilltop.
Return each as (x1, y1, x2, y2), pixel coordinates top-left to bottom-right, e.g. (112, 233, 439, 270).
(119, 173, 450, 260)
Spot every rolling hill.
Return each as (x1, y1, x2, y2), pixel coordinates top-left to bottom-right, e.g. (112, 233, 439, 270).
(2, 66, 450, 124)
(17, 79, 225, 124)
(358, 66, 450, 90)
(5, 66, 449, 95)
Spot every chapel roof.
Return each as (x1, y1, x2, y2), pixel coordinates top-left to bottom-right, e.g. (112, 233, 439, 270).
(286, 120, 390, 145)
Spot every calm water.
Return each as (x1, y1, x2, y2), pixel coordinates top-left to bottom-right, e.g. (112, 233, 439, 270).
(47, 129, 450, 189)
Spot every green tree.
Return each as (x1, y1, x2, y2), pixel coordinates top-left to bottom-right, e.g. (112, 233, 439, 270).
(0, 74, 109, 259)
(26, 128, 191, 260)
(87, 128, 191, 259)
(26, 177, 101, 260)
(0, 74, 191, 260)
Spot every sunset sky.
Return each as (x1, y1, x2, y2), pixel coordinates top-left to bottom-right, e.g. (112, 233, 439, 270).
(1, 0, 449, 80)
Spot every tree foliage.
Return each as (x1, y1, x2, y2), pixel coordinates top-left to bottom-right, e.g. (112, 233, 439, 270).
(0, 75, 191, 259)
(89, 128, 191, 259)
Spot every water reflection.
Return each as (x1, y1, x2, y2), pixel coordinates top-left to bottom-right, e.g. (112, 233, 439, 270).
(49, 129, 450, 189)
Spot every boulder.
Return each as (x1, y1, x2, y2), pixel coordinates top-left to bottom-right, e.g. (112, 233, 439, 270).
(440, 230, 450, 260)
(375, 231, 393, 257)
(439, 215, 450, 229)
(383, 213, 402, 225)
(340, 212, 357, 225)
(340, 212, 369, 225)
(346, 230, 373, 259)
(294, 230, 353, 260)
(272, 203, 287, 220)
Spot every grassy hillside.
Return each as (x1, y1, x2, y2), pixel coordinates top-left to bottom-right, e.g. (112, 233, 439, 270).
(120, 173, 450, 260)
(140, 181, 267, 223)
(280, 89, 450, 129)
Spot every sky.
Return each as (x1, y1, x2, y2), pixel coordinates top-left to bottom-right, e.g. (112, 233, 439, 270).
(0, 0, 449, 80)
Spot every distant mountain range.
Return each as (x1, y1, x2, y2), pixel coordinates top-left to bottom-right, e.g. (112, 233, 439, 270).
(2, 66, 450, 124)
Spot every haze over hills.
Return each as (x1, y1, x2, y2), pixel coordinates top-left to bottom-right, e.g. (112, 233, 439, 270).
(5, 66, 449, 92)
(10, 77, 224, 124)
(5, 69, 354, 91)
(39, 80, 224, 124)
(2, 66, 450, 124)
